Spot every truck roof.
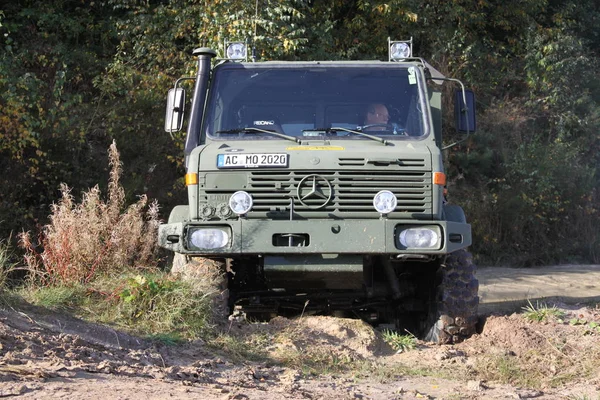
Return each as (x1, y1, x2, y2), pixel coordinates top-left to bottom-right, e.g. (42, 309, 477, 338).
(215, 58, 446, 84)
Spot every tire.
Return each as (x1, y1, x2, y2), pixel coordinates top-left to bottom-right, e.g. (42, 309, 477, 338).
(171, 254, 230, 321)
(422, 250, 479, 344)
(442, 204, 467, 224)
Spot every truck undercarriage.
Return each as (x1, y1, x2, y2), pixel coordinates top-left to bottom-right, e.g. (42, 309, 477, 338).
(174, 252, 479, 343)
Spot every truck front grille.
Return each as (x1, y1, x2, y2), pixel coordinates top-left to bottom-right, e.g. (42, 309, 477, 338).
(202, 170, 432, 219)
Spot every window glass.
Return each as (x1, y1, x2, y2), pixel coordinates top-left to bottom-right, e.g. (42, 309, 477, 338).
(205, 65, 428, 139)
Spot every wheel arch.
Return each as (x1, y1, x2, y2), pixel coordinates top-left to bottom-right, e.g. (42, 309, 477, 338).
(168, 205, 190, 224)
(443, 204, 467, 224)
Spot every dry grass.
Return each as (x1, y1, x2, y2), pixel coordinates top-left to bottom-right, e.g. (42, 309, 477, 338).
(472, 308, 600, 390)
(19, 141, 160, 285)
(0, 237, 17, 289)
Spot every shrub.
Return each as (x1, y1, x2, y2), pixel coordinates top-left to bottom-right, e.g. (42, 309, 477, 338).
(19, 141, 160, 285)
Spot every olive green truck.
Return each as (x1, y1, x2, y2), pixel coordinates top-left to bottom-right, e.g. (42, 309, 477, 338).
(158, 39, 478, 343)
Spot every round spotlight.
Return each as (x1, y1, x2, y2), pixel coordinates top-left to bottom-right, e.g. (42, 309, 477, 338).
(373, 190, 397, 214)
(229, 191, 253, 215)
(226, 42, 247, 60)
(390, 42, 411, 60)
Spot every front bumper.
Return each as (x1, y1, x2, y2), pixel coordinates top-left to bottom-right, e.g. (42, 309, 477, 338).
(158, 219, 471, 255)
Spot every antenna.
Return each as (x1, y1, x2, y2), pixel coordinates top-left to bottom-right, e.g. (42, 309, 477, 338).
(252, 0, 258, 62)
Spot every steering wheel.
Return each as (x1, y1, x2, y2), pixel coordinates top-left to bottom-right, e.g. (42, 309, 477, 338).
(361, 123, 393, 131)
(361, 123, 407, 135)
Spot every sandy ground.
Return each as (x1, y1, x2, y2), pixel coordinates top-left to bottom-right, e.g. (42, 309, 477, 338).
(478, 264, 600, 314)
(2, 265, 600, 399)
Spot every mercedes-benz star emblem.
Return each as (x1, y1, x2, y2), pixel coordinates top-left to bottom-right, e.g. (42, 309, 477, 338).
(296, 175, 333, 209)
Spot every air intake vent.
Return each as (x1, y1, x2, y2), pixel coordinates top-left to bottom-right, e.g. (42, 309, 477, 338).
(366, 158, 427, 167)
(398, 158, 426, 167)
(338, 158, 366, 166)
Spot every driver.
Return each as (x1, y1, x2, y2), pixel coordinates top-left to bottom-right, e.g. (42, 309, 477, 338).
(363, 103, 390, 131)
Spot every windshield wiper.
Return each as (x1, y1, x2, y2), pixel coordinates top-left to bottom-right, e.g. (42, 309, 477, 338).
(307, 127, 390, 145)
(216, 127, 301, 143)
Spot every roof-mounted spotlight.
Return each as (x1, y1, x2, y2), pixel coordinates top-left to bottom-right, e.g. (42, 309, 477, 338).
(388, 37, 413, 61)
(225, 40, 248, 61)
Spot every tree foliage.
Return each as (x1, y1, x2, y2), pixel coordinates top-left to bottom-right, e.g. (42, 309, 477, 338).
(1, 0, 599, 265)
(1, 1, 118, 234)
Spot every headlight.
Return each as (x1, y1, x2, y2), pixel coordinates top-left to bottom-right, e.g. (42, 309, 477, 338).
(373, 190, 397, 214)
(229, 191, 253, 215)
(398, 227, 440, 249)
(188, 228, 230, 250)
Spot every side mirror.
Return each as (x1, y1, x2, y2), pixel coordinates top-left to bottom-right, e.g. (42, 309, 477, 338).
(454, 89, 476, 133)
(164, 88, 186, 132)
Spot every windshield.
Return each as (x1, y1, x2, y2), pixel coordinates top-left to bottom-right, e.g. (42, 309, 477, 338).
(204, 63, 429, 140)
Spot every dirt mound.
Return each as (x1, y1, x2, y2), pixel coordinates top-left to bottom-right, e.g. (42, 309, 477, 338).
(469, 314, 547, 356)
(462, 305, 600, 359)
(225, 315, 393, 368)
(269, 316, 390, 358)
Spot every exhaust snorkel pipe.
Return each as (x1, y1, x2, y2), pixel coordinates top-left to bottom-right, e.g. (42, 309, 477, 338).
(184, 48, 217, 157)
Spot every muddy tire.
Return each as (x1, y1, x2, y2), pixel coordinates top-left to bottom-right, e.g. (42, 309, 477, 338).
(171, 253, 230, 321)
(422, 250, 479, 344)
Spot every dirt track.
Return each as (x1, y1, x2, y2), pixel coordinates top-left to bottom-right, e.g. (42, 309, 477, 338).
(2, 265, 600, 399)
(478, 264, 600, 314)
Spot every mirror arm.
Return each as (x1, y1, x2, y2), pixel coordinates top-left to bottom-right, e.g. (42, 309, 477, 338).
(426, 76, 472, 150)
(173, 76, 195, 90)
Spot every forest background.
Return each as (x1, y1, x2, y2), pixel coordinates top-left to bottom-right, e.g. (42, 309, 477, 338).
(0, 0, 598, 267)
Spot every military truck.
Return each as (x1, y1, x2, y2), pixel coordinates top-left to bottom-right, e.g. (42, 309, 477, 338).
(158, 39, 478, 343)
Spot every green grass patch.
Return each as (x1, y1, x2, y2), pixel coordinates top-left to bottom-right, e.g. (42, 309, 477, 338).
(475, 354, 536, 388)
(19, 284, 87, 310)
(146, 333, 185, 346)
(381, 329, 417, 353)
(273, 346, 357, 376)
(521, 300, 565, 323)
(15, 270, 215, 340)
(209, 331, 272, 363)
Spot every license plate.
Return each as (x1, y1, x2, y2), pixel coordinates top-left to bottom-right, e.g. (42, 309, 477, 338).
(217, 153, 288, 168)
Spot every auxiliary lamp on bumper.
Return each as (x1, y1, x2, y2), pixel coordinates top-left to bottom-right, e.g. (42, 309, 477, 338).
(397, 226, 442, 249)
(187, 227, 231, 250)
